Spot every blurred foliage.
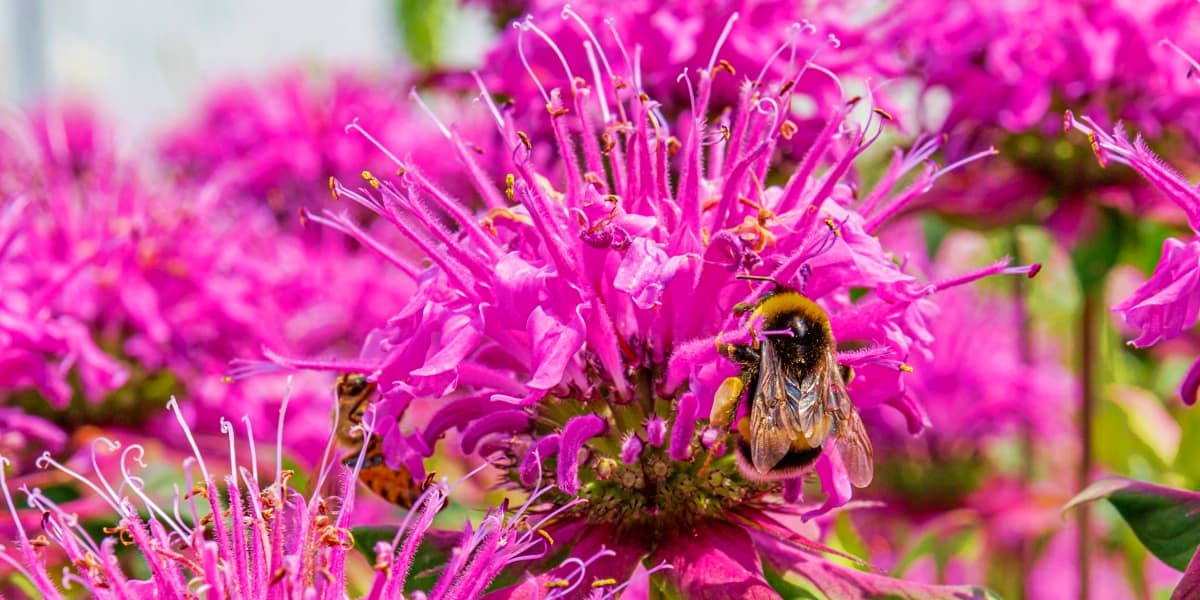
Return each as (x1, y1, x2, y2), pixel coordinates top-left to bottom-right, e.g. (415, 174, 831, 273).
(394, 0, 451, 68)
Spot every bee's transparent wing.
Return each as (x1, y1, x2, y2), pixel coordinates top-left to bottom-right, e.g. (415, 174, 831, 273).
(749, 341, 827, 473)
(828, 351, 874, 487)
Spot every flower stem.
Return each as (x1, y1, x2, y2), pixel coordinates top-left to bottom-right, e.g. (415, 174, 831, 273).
(1077, 287, 1099, 600)
(1011, 230, 1033, 600)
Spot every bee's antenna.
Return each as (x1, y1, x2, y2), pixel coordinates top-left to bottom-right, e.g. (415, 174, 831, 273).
(736, 274, 780, 286)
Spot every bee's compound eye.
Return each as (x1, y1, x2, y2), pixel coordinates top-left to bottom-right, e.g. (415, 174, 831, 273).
(791, 316, 808, 337)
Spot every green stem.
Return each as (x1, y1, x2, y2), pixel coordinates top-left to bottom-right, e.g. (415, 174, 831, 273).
(1011, 230, 1034, 600)
(1078, 287, 1099, 600)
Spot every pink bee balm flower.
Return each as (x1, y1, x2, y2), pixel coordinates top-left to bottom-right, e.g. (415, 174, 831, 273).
(0, 394, 572, 599)
(261, 13, 1035, 596)
(1067, 111, 1200, 405)
(879, 1, 1200, 230)
(0, 101, 408, 469)
(158, 69, 494, 216)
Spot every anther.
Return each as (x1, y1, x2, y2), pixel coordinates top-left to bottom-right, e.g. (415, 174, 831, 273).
(780, 121, 798, 140)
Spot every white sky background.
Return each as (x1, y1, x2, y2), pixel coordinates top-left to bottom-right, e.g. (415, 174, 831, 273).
(0, 0, 491, 137)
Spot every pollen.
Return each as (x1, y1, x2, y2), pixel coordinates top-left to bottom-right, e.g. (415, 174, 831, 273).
(360, 170, 381, 189)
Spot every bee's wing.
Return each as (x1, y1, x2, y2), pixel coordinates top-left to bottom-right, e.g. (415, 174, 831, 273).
(829, 352, 874, 487)
(749, 341, 826, 473)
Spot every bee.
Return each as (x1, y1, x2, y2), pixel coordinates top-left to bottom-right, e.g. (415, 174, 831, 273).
(712, 284, 874, 487)
(336, 374, 432, 508)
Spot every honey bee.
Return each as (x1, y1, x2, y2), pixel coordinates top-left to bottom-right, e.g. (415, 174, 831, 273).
(712, 284, 874, 487)
(336, 374, 432, 508)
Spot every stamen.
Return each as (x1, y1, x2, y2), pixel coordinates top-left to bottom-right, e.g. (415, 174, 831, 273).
(1161, 39, 1200, 77)
(87, 437, 123, 510)
(118, 445, 191, 542)
(344, 119, 405, 168)
(561, 5, 616, 82)
(275, 376, 292, 493)
(241, 415, 259, 486)
(408, 88, 452, 140)
(929, 147, 999, 186)
(515, 21, 552, 105)
(166, 397, 210, 484)
(220, 418, 238, 488)
(603, 17, 637, 92)
(35, 452, 124, 516)
(470, 71, 507, 132)
(523, 18, 578, 89)
(706, 13, 741, 74)
(583, 42, 612, 123)
(754, 22, 803, 86)
(932, 258, 1042, 293)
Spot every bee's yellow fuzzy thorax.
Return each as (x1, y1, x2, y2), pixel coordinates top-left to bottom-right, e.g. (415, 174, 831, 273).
(751, 290, 832, 332)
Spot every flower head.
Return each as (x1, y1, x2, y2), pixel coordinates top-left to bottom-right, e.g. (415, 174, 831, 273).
(0, 101, 407, 465)
(0, 391, 562, 599)
(158, 69, 492, 216)
(879, 2, 1200, 228)
(265, 11, 1035, 594)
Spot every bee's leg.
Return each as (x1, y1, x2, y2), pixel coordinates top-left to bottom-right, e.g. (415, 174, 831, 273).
(717, 339, 760, 367)
(710, 377, 744, 429)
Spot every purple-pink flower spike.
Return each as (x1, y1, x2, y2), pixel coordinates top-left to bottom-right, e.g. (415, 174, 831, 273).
(252, 7, 1043, 593)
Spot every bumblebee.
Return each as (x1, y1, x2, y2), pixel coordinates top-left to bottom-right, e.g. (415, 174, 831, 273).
(712, 286, 874, 487)
(335, 374, 432, 508)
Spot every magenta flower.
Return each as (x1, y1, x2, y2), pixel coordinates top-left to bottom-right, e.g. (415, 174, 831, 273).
(473, 0, 899, 164)
(885, 1, 1200, 139)
(1067, 112, 1200, 405)
(158, 69, 493, 214)
(878, 1, 1200, 228)
(0, 395, 574, 599)
(0, 102, 408, 468)
(259, 14, 1033, 595)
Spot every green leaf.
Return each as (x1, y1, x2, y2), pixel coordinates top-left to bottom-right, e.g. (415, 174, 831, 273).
(395, 0, 450, 68)
(1065, 477, 1200, 571)
(764, 565, 829, 600)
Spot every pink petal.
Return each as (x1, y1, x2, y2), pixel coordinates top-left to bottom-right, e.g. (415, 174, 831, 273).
(650, 521, 776, 599)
